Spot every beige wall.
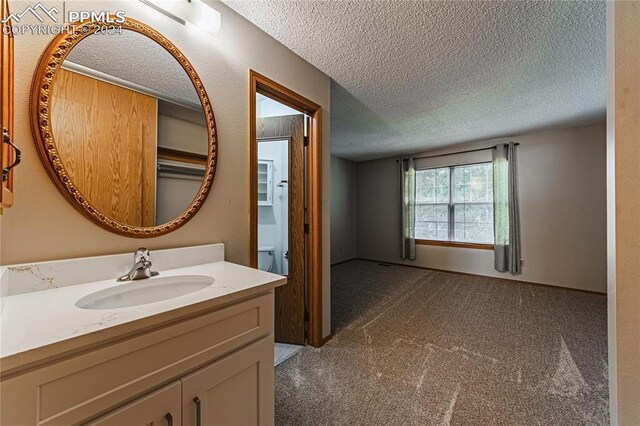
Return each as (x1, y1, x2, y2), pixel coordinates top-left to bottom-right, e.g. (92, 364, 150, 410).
(357, 123, 607, 293)
(330, 156, 357, 264)
(1, 0, 332, 337)
(610, 2, 640, 423)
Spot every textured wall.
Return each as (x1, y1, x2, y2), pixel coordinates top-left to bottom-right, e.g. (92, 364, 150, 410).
(356, 123, 607, 293)
(1, 0, 332, 336)
(330, 156, 357, 264)
(611, 2, 640, 422)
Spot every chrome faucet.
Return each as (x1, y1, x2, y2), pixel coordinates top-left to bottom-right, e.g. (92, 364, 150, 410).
(117, 248, 159, 282)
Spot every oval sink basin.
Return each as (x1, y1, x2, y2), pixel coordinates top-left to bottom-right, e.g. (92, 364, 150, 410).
(75, 275, 214, 310)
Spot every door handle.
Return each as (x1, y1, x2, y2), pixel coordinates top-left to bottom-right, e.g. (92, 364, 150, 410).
(165, 412, 173, 426)
(283, 250, 288, 260)
(193, 396, 202, 426)
(2, 128, 21, 182)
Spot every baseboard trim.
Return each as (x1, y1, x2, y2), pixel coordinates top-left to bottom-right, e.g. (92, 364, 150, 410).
(354, 257, 607, 296)
(331, 258, 357, 267)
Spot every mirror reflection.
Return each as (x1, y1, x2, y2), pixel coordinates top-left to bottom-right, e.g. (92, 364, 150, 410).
(50, 30, 208, 227)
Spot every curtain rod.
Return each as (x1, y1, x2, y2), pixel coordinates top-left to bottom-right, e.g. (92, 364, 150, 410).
(409, 142, 520, 161)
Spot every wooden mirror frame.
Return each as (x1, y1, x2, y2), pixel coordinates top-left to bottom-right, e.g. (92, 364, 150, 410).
(30, 18, 217, 237)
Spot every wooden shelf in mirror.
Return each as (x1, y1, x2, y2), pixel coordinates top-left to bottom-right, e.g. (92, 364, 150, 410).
(158, 147, 208, 166)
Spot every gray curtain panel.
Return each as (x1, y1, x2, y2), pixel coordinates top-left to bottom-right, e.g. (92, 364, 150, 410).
(401, 157, 416, 260)
(493, 142, 522, 274)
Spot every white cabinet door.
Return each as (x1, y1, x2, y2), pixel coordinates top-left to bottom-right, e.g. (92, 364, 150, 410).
(87, 381, 182, 426)
(181, 337, 274, 426)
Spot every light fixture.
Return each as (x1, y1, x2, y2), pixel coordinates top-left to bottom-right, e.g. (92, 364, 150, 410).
(139, 0, 221, 35)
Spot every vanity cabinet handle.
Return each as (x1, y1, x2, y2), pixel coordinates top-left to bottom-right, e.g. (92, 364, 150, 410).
(165, 412, 173, 426)
(193, 396, 202, 426)
(2, 128, 21, 182)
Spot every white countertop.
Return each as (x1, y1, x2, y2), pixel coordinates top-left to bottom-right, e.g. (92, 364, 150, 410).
(0, 261, 286, 375)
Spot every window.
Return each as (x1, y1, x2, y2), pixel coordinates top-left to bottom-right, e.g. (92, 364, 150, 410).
(415, 163, 494, 245)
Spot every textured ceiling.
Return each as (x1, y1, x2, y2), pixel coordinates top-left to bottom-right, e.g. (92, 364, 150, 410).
(223, 0, 606, 161)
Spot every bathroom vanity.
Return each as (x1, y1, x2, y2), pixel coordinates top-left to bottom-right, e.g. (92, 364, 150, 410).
(2, 14, 288, 425)
(0, 244, 286, 425)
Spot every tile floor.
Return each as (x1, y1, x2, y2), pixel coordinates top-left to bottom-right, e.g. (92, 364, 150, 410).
(275, 342, 304, 366)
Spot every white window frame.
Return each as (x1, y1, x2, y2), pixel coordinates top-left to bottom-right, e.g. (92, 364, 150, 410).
(415, 162, 495, 248)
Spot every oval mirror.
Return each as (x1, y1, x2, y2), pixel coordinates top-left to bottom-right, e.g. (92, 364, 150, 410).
(31, 19, 217, 237)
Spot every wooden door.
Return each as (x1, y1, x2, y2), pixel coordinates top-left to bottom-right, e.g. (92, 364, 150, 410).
(87, 381, 182, 426)
(1, 0, 15, 210)
(51, 69, 157, 226)
(181, 337, 274, 426)
(257, 114, 306, 344)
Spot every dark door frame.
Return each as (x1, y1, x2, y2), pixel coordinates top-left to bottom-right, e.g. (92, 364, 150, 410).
(249, 70, 324, 348)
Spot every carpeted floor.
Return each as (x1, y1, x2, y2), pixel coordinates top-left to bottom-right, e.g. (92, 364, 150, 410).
(275, 260, 609, 425)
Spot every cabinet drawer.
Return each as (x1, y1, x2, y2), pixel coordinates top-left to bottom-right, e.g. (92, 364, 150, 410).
(87, 381, 181, 426)
(1, 292, 274, 426)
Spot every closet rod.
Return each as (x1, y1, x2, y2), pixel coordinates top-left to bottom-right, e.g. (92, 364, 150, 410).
(410, 142, 520, 161)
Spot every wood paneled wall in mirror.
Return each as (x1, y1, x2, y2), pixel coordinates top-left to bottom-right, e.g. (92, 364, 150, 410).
(52, 70, 158, 226)
(31, 18, 217, 237)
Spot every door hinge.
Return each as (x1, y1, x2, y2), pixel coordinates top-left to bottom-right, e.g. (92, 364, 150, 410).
(304, 308, 310, 322)
(304, 136, 309, 147)
(304, 224, 309, 234)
